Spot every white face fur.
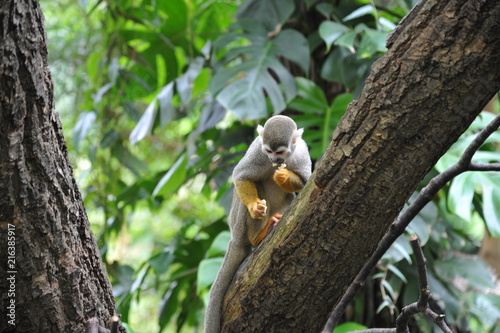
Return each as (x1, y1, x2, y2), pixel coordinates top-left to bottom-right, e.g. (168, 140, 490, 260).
(257, 124, 303, 164)
(261, 143, 292, 164)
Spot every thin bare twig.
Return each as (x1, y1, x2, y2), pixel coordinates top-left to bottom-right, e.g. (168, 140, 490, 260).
(349, 235, 453, 333)
(329, 112, 500, 328)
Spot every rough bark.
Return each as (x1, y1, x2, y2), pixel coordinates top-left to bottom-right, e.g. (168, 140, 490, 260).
(222, 0, 500, 332)
(0, 1, 120, 332)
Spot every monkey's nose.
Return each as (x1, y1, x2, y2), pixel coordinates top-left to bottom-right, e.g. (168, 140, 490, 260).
(274, 158, 284, 164)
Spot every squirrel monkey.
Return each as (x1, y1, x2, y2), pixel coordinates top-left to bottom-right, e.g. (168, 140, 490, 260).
(204, 115, 312, 333)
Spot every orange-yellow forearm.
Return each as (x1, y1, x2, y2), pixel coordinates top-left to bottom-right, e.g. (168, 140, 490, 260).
(273, 169, 304, 193)
(235, 180, 259, 206)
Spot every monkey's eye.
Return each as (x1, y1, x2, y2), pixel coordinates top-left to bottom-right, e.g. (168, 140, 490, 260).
(265, 149, 273, 154)
(276, 150, 284, 155)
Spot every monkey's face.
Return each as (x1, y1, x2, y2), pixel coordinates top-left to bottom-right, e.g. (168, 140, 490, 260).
(261, 144, 293, 164)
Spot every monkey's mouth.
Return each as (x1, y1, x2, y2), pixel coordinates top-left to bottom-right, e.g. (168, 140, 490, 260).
(269, 157, 285, 164)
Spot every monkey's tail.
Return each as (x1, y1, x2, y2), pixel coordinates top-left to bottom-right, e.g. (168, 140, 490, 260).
(204, 240, 250, 333)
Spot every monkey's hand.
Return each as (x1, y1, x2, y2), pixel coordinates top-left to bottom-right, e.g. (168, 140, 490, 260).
(251, 213, 282, 246)
(247, 199, 267, 219)
(274, 169, 304, 193)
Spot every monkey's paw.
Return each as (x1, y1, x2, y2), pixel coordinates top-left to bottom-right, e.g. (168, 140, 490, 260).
(248, 199, 267, 219)
(269, 213, 283, 230)
(273, 169, 289, 186)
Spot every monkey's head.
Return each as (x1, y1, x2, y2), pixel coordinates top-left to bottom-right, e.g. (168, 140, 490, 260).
(257, 115, 304, 164)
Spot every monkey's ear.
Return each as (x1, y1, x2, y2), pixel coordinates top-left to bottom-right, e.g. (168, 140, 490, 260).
(292, 128, 304, 144)
(257, 124, 265, 138)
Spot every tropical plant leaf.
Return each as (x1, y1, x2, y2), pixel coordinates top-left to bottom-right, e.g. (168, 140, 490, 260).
(129, 98, 157, 145)
(207, 231, 230, 258)
(481, 176, 500, 236)
(73, 111, 96, 151)
(212, 25, 308, 120)
(343, 5, 374, 22)
(236, 0, 295, 31)
(319, 21, 350, 52)
(153, 154, 188, 197)
(197, 258, 224, 294)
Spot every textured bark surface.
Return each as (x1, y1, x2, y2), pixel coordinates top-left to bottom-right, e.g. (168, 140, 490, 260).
(0, 1, 120, 332)
(222, 0, 500, 332)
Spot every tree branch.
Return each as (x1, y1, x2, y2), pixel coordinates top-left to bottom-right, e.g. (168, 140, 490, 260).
(329, 112, 500, 328)
(350, 235, 452, 333)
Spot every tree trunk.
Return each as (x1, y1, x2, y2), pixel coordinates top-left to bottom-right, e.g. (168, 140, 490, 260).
(222, 0, 500, 331)
(0, 1, 120, 332)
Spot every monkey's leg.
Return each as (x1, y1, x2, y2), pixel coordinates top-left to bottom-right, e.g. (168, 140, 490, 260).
(273, 169, 305, 192)
(204, 240, 251, 333)
(250, 213, 283, 246)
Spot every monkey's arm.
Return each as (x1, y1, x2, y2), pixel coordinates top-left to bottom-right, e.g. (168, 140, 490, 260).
(273, 169, 306, 192)
(234, 180, 267, 219)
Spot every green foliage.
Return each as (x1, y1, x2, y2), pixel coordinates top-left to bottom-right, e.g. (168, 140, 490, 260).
(40, 0, 500, 332)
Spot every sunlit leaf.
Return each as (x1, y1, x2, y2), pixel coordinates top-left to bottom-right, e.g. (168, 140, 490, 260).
(157, 82, 174, 127)
(130, 266, 149, 296)
(387, 264, 407, 283)
(73, 111, 96, 151)
(447, 173, 474, 222)
(129, 99, 157, 145)
(153, 154, 188, 197)
(379, 17, 397, 31)
(376, 299, 391, 314)
(333, 322, 368, 333)
(176, 57, 204, 106)
(382, 279, 396, 299)
(343, 5, 374, 22)
(482, 178, 500, 236)
(93, 82, 114, 104)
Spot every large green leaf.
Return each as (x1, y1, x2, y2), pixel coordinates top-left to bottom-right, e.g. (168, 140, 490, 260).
(288, 77, 328, 114)
(212, 25, 308, 120)
(206, 231, 230, 258)
(236, 0, 295, 31)
(197, 258, 224, 294)
(289, 78, 352, 158)
(319, 21, 350, 52)
(447, 172, 475, 222)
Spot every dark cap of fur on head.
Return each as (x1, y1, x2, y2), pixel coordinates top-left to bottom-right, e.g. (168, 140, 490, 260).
(262, 115, 297, 150)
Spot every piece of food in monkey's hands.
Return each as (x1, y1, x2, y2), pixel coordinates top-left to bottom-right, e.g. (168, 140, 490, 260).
(257, 199, 267, 217)
(272, 163, 287, 170)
